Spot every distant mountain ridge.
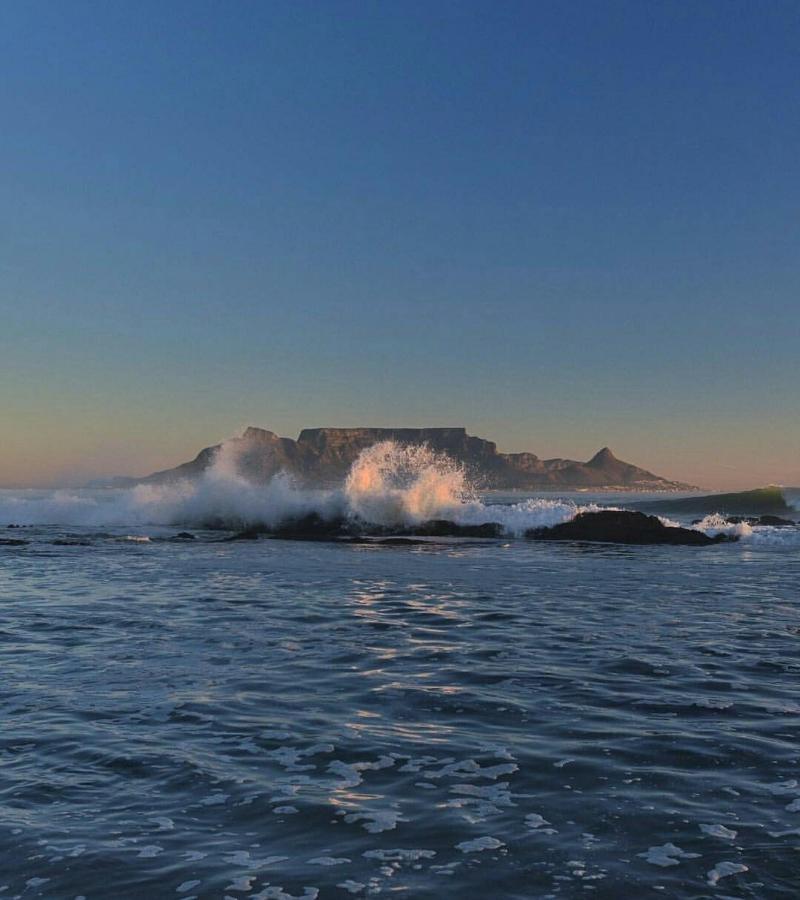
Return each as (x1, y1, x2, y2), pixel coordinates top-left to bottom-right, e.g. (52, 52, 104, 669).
(102, 426, 697, 491)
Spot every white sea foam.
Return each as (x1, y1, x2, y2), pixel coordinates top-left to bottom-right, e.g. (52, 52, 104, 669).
(344, 442, 472, 526)
(524, 813, 551, 829)
(707, 861, 748, 886)
(656, 511, 800, 548)
(4, 440, 798, 544)
(0, 440, 579, 534)
(638, 843, 699, 867)
(455, 836, 505, 852)
(691, 514, 753, 540)
(344, 442, 581, 533)
(339, 808, 403, 833)
(691, 514, 800, 547)
(362, 849, 436, 862)
(699, 823, 737, 840)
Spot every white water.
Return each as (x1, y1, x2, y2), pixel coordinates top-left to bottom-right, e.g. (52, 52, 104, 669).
(343, 442, 579, 534)
(690, 514, 754, 540)
(0, 440, 797, 544)
(0, 440, 574, 535)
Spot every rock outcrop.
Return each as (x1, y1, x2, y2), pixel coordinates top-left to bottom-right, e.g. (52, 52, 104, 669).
(526, 510, 731, 546)
(113, 426, 696, 491)
(209, 509, 727, 546)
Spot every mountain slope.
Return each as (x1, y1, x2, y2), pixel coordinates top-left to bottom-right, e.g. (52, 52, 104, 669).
(115, 426, 696, 491)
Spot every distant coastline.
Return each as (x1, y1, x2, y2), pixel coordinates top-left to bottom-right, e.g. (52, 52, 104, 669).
(92, 426, 699, 492)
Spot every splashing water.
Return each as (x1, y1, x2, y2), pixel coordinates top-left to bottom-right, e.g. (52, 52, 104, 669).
(4, 440, 797, 541)
(0, 440, 584, 534)
(689, 513, 800, 547)
(344, 441, 475, 526)
(691, 514, 754, 540)
(343, 442, 579, 533)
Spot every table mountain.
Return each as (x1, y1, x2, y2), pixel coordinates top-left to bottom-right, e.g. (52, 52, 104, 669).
(115, 426, 695, 491)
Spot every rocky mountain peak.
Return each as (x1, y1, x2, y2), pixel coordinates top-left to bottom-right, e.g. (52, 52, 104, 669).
(588, 447, 617, 467)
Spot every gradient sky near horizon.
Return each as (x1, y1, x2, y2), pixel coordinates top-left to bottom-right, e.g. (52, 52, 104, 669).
(1, 0, 799, 490)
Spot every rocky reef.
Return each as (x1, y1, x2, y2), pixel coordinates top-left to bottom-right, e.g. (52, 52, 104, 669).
(214, 509, 729, 547)
(526, 510, 732, 546)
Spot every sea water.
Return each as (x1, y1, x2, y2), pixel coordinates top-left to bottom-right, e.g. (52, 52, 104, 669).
(0, 445, 798, 898)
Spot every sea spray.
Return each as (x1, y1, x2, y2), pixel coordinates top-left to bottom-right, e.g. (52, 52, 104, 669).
(2, 440, 796, 542)
(0, 440, 577, 534)
(344, 441, 475, 526)
(691, 514, 754, 540)
(343, 442, 579, 533)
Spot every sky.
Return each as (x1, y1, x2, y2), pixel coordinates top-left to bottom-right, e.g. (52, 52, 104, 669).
(1, 0, 798, 490)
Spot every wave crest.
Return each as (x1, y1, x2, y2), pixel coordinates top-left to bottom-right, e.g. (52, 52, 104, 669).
(345, 441, 474, 526)
(0, 440, 584, 534)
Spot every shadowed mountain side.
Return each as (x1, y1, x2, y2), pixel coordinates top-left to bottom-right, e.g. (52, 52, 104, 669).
(108, 427, 696, 491)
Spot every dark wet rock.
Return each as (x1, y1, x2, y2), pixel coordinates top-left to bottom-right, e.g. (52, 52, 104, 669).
(269, 513, 352, 541)
(7, 524, 20, 529)
(173, 531, 196, 540)
(526, 510, 732, 546)
(393, 519, 504, 539)
(218, 515, 504, 543)
(635, 486, 791, 517)
(215, 516, 351, 543)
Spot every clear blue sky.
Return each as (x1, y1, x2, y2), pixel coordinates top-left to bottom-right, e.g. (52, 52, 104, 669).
(1, 0, 798, 488)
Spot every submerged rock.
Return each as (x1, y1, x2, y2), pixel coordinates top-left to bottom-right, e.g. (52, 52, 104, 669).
(0, 537, 29, 546)
(526, 510, 732, 546)
(173, 531, 196, 540)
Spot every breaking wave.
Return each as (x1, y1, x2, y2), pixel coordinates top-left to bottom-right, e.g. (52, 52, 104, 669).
(690, 513, 800, 546)
(1, 440, 797, 544)
(344, 442, 579, 533)
(690, 514, 754, 540)
(0, 440, 576, 535)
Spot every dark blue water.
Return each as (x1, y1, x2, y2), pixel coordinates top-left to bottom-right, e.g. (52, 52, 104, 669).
(1, 521, 799, 898)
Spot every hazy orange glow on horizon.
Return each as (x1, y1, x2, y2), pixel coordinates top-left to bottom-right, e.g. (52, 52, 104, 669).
(1, 406, 798, 492)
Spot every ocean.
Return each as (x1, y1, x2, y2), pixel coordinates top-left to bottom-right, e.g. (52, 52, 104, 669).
(1, 447, 798, 898)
